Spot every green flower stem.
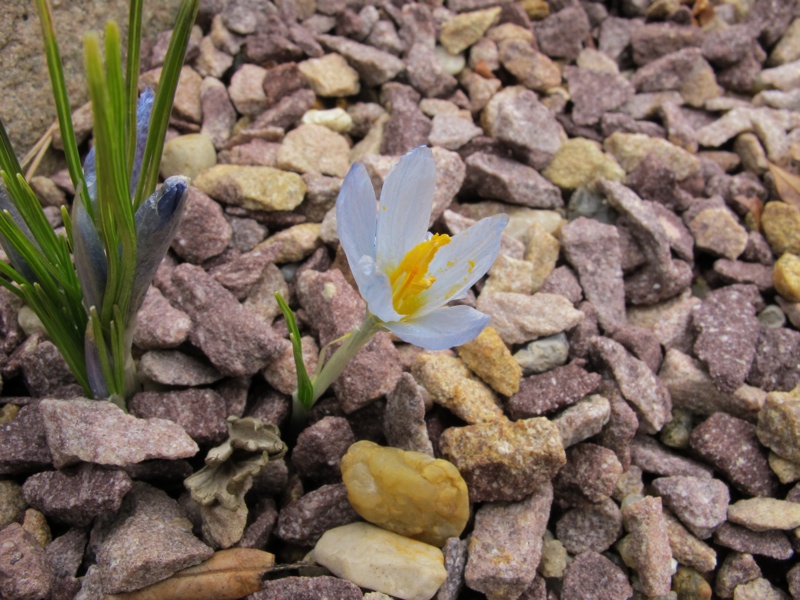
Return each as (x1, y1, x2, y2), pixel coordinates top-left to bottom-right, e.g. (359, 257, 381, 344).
(290, 311, 382, 427)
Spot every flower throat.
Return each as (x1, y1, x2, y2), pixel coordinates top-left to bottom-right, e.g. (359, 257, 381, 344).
(388, 233, 451, 315)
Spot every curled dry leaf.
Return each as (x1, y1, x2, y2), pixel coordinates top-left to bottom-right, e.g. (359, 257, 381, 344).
(105, 548, 275, 600)
(769, 162, 800, 211)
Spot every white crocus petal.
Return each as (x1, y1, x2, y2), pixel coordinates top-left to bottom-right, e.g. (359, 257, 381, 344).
(376, 146, 436, 272)
(417, 214, 509, 317)
(356, 256, 403, 323)
(336, 162, 379, 296)
(383, 305, 490, 350)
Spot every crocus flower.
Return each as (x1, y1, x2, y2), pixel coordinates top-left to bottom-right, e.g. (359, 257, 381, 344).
(336, 146, 508, 350)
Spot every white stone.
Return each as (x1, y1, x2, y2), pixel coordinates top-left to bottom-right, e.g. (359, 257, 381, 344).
(313, 522, 447, 600)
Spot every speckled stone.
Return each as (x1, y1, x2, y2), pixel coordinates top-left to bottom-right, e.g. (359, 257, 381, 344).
(22, 463, 131, 528)
(552, 394, 611, 448)
(0, 403, 53, 475)
(39, 399, 198, 469)
(589, 336, 672, 433)
(384, 373, 433, 456)
(715, 552, 762, 598)
(688, 207, 749, 260)
(627, 290, 700, 353)
(252, 576, 362, 600)
(437, 537, 468, 600)
(748, 328, 800, 392)
(0, 523, 54, 600)
(513, 333, 570, 376)
(456, 326, 521, 397)
(275, 483, 359, 546)
(554, 443, 622, 504)
(439, 418, 566, 502)
(561, 550, 633, 600)
(507, 363, 600, 420)
(728, 497, 800, 531)
(690, 412, 778, 497)
(561, 217, 626, 330)
(757, 386, 800, 463)
(291, 416, 355, 483)
(597, 391, 639, 470)
(663, 512, 717, 574)
(733, 577, 790, 599)
(631, 434, 714, 479)
(618, 496, 673, 597)
(0, 480, 25, 530)
(313, 522, 446, 600)
(341, 441, 469, 547)
(605, 132, 701, 181)
(411, 352, 504, 424)
(713, 522, 794, 560)
(476, 291, 585, 345)
(92, 482, 213, 594)
(659, 348, 761, 421)
(465, 483, 552, 600)
(556, 495, 623, 554)
(693, 285, 762, 394)
(133, 287, 193, 350)
(651, 476, 729, 539)
(138, 351, 223, 387)
(277, 123, 351, 177)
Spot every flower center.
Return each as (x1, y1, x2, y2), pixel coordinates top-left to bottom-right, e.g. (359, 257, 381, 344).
(388, 233, 451, 315)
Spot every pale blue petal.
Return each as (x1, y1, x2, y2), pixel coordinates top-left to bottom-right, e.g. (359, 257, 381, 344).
(417, 214, 509, 316)
(375, 146, 436, 273)
(336, 162, 378, 296)
(383, 305, 490, 350)
(354, 257, 402, 323)
(130, 88, 155, 197)
(71, 191, 107, 312)
(129, 176, 188, 325)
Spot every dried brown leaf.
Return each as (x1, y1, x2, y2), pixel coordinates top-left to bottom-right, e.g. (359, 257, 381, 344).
(769, 162, 800, 210)
(106, 548, 274, 600)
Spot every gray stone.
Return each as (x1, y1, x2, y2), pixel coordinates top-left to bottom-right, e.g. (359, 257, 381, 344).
(507, 363, 600, 420)
(556, 496, 623, 554)
(275, 483, 359, 546)
(689, 412, 778, 497)
(317, 34, 406, 87)
(561, 551, 633, 600)
(39, 398, 198, 469)
(651, 476, 729, 539)
(384, 373, 434, 455)
(561, 217, 626, 331)
(565, 66, 635, 126)
(464, 152, 563, 209)
(533, 6, 590, 61)
(0, 403, 52, 475)
(92, 482, 213, 594)
(133, 287, 192, 350)
(465, 483, 552, 599)
(252, 576, 363, 600)
(171, 187, 232, 264)
(291, 416, 355, 482)
(167, 263, 282, 377)
(128, 388, 228, 445)
(22, 464, 131, 528)
(0, 523, 54, 600)
(138, 350, 222, 386)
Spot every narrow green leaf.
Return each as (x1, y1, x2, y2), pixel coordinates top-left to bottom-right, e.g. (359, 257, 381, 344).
(125, 0, 144, 176)
(275, 293, 314, 409)
(33, 0, 90, 214)
(133, 0, 199, 210)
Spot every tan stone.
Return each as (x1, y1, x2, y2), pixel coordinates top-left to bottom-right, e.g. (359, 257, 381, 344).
(543, 138, 625, 189)
(663, 512, 717, 574)
(298, 53, 360, 97)
(160, 133, 217, 181)
(604, 132, 701, 181)
(525, 222, 560, 291)
(439, 418, 566, 502)
(341, 441, 469, 547)
(412, 352, 504, 423)
(255, 223, 322, 263)
(277, 123, 351, 177)
(768, 452, 800, 484)
(728, 497, 800, 531)
(193, 165, 306, 212)
(439, 7, 502, 55)
(22, 508, 51, 548)
(688, 208, 749, 260)
(757, 385, 800, 462)
(313, 522, 446, 600)
(483, 254, 535, 295)
(774, 253, 800, 302)
(457, 326, 521, 396)
(762, 201, 800, 256)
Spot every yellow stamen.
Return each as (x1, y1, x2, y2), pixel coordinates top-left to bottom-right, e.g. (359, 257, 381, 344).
(388, 234, 451, 315)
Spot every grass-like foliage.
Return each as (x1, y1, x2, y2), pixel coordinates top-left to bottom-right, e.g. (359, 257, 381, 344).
(0, 0, 199, 408)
